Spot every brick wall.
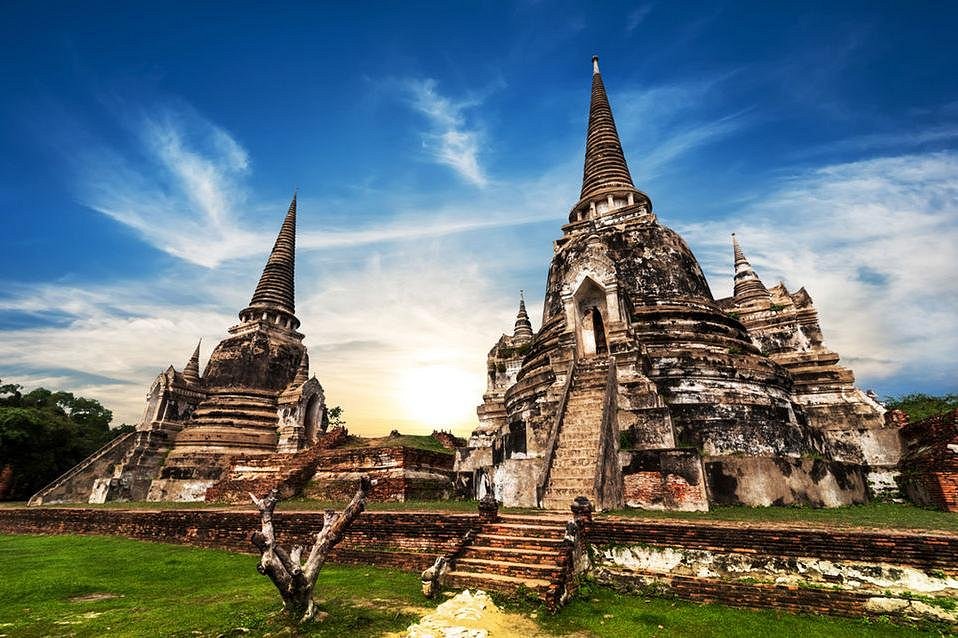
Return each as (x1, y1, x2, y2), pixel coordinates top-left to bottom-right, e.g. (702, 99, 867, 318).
(589, 517, 958, 571)
(899, 409, 958, 512)
(596, 570, 876, 618)
(0, 508, 477, 572)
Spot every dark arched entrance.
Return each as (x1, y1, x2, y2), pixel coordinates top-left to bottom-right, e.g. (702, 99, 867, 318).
(589, 306, 608, 355)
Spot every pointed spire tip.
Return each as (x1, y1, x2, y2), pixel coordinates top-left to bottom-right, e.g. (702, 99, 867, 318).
(592, 55, 600, 74)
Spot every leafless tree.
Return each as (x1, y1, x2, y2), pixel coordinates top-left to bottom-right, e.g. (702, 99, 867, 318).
(250, 476, 371, 622)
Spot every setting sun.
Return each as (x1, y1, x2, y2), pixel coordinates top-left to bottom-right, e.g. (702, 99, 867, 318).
(398, 364, 480, 429)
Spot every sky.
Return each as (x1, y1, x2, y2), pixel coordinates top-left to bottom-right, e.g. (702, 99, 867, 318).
(1, 1, 957, 436)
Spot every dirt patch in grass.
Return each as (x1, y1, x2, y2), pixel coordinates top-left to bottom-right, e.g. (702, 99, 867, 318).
(68, 593, 121, 602)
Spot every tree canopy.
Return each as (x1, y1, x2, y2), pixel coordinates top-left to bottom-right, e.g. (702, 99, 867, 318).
(883, 393, 958, 423)
(0, 380, 133, 500)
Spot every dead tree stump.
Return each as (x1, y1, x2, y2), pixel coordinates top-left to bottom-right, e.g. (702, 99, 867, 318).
(250, 476, 371, 623)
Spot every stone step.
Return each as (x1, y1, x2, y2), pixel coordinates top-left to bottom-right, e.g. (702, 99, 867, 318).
(547, 478, 594, 489)
(454, 557, 562, 580)
(193, 407, 277, 419)
(552, 453, 598, 463)
(543, 490, 595, 502)
(188, 416, 279, 429)
(479, 523, 567, 539)
(544, 485, 595, 495)
(199, 398, 277, 409)
(460, 545, 562, 565)
(555, 435, 599, 445)
(472, 534, 564, 550)
(552, 457, 597, 467)
(444, 571, 553, 596)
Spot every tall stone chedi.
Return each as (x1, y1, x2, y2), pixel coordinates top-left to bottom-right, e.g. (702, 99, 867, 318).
(31, 195, 328, 504)
(456, 57, 892, 510)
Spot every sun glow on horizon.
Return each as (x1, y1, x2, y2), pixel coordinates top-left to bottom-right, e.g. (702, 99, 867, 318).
(397, 364, 481, 430)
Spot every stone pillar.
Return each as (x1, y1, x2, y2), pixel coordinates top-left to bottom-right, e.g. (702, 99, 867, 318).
(478, 493, 500, 523)
(571, 496, 594, 525)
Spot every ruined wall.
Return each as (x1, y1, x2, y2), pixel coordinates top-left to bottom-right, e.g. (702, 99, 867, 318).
(621, 449, 708, 511)
(705, 456, 867, 507)
(899, 409, 958, 511)
(0, 508, 477, 573)
(6, 507, 958, 621)
(590, 517, 958, 623)
(303, 447, 454, 502)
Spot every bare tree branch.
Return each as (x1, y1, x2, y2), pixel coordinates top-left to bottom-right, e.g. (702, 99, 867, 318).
(249, 477, 371, 622)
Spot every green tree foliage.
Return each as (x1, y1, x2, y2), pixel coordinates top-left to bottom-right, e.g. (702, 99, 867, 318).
(327, 405, 345, 428)
(0, 380, 133, 500)
(884, 393, 958, 423)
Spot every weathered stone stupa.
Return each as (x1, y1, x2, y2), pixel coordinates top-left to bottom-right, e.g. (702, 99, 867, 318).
(31, 195, 329, 504)
(455, 57, 896, 510)
(715, 235, 901, 498)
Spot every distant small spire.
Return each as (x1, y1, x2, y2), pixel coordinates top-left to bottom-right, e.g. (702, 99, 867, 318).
(292, 352, 309, 387)
(592, 55, 600, 75)
(182, 339, 202, 384)
(731, 234, 769, 304)
(513, 290, 534, 341)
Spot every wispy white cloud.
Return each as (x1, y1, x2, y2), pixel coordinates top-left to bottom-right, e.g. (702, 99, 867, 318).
(0, 241, 536, 435)
(613, 77, 753, 177)
(625, 3, 654, 33)
(0, 280, 236, 424)
(793, 124, 958, 159)
(399, 78, 488, 186)
(73, 104, 262, 268)
(679, 151, 958, 388)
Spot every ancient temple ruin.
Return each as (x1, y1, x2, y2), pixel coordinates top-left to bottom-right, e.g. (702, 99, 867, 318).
(455, 56, 899, 510)
(715, 234, 901, 498)
(31, 195, 330, 504)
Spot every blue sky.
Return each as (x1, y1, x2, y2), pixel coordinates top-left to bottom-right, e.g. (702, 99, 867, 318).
(1, 1, 956, 433)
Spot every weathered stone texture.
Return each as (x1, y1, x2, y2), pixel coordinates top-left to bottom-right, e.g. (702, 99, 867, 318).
(717, 237, 900, 497)
(304, 447, 454, 502)
(457, 58, 880, 511)
(898, 409, 958, 511)
(30, 195, 331, 505)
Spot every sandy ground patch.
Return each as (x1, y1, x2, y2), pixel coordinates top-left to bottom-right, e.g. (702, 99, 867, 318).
(387, 589, 552, 638)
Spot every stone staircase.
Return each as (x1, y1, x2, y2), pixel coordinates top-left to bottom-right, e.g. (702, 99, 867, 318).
(28, 431, 137, 505)
(204, 427, 347, 503)
(189, 390, 279, 431)
(444, 514, 573, 609)
(89, 428, 176, 502)
(541, 357, 611, 509)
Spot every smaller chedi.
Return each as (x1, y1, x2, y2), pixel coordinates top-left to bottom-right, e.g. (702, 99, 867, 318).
(454, 56, 901, 511)
(31, 195, 329, 504)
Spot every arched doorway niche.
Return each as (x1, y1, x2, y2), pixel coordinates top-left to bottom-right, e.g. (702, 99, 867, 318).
(574, 277, 610, 357)
(303, 394, 325, 445)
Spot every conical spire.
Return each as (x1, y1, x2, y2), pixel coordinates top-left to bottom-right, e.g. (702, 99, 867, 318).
(571, 56, 650, 221)
(731, 234, 770, 304)
(580, 56, 635, 201)
(182, 339, 201, 384)
(240, 193, 300, 329)
(249, 193, 297, 315)
(513, 290, 534, 341)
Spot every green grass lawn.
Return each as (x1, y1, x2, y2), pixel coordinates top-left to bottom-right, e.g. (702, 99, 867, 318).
(341, 433, 454, 455)
(600, 502, 958, 532)
(0, 534, 951, 637)
(526, 581, 949, 638)
(0, 534, 430, 637)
